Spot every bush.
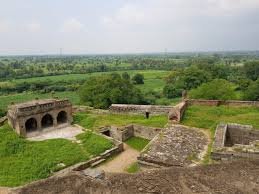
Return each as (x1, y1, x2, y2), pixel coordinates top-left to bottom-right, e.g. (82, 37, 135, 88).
(163, 84, 182, 99)
(243, 79, 259, 100)
(132, 73, 144, 84)
(189, 79, 236, 100)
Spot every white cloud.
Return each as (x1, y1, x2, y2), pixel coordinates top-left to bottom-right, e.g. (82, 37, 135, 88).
(102, 0, 259, 26)
(27, 22, 41, 32)
(61, 18, 84, 32)
(0, 20, 10, 33)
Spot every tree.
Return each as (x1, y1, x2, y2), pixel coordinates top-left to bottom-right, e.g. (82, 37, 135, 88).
(244, 61, 259, 81)
(79, 73, 144, 109)
(132, 73, 144, 84)
(165, 66, 211, 90)
(189, 79, 236, 100)
(122, 72, 130, 80)
(243, 79, 259, 101)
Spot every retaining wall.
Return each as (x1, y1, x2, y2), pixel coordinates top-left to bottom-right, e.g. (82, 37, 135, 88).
(109, 124, 163, 142)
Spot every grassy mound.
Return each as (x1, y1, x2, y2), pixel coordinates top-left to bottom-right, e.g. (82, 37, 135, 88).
(74, 113, 168, 130)
(0, 125, 113, 187)
(182, 105, 259, 134)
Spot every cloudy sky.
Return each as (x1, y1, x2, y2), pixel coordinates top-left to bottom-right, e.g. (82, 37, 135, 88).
(0, 0, 259, 55)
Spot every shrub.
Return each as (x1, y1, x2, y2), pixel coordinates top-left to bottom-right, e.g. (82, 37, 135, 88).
(189, 79, 236, 100)
(132, 73, 144, 84)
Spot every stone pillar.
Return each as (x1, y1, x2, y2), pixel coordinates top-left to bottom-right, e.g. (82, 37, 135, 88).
(53, 116, 58, 127)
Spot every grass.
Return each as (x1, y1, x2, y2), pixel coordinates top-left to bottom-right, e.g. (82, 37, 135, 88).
(73, 112, 168, 130)
(0, 91, 80, 111)
(125, 137, 150, 151)
(0, 124, 113, 187)
(182, 105, 259, 135)
(125, 162, 140, 173)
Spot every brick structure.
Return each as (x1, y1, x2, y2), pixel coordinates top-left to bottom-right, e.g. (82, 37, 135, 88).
(7, 99, 73, 137)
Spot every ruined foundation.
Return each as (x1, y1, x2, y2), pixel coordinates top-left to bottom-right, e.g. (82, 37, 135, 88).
(212, 123, 259, 161)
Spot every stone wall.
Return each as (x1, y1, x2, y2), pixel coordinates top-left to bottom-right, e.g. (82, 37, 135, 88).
(0, 116, 7, 126)
(187, 99, 259, 107)
(133, 125, 162, 140)
(109, 104, 174, 115)
(109, 124, 163, 142)
(212, 123, 259, 161)
(168, 101, 187, 122)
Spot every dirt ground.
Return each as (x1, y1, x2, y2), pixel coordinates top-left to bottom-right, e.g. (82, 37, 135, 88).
(96, 144, 139, 173)
(11, 160, 259, 194)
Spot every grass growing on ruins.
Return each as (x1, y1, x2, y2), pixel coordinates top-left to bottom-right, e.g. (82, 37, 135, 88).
(0, 124, 113, 187)
(73, 113, 168, 130)
(125, 137, 150, 151)
(182, 105, 259, 134)
(76, 131, 113, 156)
(125, 162, 140, 173)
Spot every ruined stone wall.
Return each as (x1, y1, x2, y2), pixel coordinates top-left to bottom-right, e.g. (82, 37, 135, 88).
(110, 125, 162, 142)
(109, 104, 174, 115)
(133, 125, 162, 140)
(212, 123, 259, 161)
(0, 116, 7, 126)
(168, 101, 187, 122)
(110, 125, 134, 142)
(187, 99, 259, 107)
(226, 123, 259, 145)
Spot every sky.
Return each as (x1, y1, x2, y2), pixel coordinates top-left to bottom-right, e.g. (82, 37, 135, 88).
(0, 0, 259, 55)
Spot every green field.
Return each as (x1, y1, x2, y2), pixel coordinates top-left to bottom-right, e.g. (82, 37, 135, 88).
(0, 124, 113, 187)
(5, 70, 169, 85)
(125, 136, 150, 151)
(0, 70, 170, 111)
(182, 105, 259, 134)
(73, 112, 168, 130)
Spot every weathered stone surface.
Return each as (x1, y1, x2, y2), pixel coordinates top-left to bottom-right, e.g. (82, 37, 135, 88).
(11, 160, 259, 194)
(138, 124, 209, 167)
(7, 99, 73, 137)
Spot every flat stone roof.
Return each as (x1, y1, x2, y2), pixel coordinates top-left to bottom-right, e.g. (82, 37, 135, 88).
(138, 125, 209, 167)
(9, 99, 69, 109)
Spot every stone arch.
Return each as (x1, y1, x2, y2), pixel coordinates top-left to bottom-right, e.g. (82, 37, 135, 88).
(41, 114, 54, 129)
(25, 118, 38, 132)
(57, 111, 68, 124)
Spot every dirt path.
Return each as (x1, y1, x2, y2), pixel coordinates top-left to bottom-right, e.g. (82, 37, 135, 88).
(96, 144, 139, 173)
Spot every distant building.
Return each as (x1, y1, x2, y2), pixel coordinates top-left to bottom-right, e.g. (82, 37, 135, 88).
(7, 99, 73, 137)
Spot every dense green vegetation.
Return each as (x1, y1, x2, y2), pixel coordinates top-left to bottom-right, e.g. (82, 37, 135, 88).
(73, 112, 168, 130)
(125, 137, 150, 151)
(79, 73, 144, 109)
(0, 124, 113, 187)
(182, 105, 259, 134)
(189, 79, 237, 100)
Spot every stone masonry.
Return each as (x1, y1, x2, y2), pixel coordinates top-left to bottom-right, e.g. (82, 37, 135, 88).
(212, 123, 259, 161)
(7, 99, 73, 137)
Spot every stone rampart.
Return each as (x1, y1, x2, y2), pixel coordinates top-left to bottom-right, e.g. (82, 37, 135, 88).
(109, 104, 174, 115)
(187, 99, 259, 107)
